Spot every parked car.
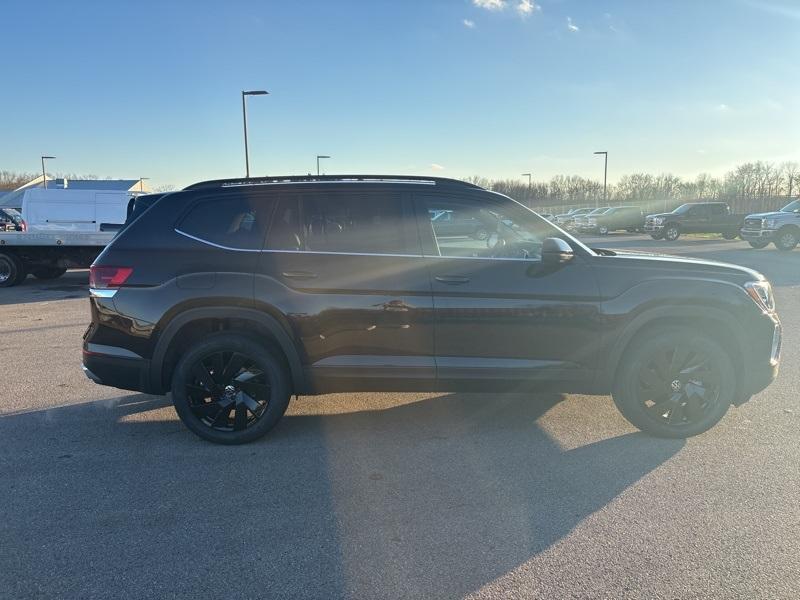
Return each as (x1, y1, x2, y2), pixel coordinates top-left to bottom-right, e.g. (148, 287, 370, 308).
(0, 207, 23, 231)
(83, 175, 781, 444)
(580, 206, 645, 235)
(739, 199, 800, 251)
(572, 207, 612, 231)
(554, 207, 593, 229)
(644, 202, 745, 241)
(430, 208, 490, 240)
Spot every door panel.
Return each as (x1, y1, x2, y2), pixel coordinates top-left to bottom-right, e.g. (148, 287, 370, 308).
(255, 191, 435, 390)
(416, 193, 602, 387)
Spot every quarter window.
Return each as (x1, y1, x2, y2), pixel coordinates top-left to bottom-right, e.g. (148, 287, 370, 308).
(178, 195, 267, 250)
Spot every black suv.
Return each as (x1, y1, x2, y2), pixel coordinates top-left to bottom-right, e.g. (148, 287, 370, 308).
(83, 175, 781, 444)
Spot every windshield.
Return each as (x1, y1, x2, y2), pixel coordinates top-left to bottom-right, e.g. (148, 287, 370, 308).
(780, 200, 800, 213)
(671, 204, 693, 214)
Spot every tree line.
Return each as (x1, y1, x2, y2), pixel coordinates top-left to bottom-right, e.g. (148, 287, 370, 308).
(469, 160, 799, 215)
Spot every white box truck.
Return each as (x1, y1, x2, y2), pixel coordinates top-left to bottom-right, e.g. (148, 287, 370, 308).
(0, 188, 135, 287)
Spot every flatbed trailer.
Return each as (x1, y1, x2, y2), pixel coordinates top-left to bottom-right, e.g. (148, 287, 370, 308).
(0, 231, 115, 287)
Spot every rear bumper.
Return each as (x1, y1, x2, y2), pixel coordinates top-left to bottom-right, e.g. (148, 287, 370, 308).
(82, 346, 154, 394)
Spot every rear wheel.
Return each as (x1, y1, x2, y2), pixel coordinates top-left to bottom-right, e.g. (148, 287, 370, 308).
(748, 240, 769, 249)
(612, 328, 734, 438)
(171, 333, 291, 444)
(774, 228, 799, 251)
(0, 252, 26, 287)
(722, 232, 738, 240)
(650, 232, 664, 240)
(32, 266, 67, 280)
(598, 226, 609, 235)
(473, 227, 489, 241)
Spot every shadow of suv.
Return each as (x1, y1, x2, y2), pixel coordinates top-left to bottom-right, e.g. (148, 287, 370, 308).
(83, 175, 781, 444)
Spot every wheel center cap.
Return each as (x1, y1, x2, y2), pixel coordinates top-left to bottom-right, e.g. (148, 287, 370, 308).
(670, 379, 683, 392)
(224, 385, 237, 399)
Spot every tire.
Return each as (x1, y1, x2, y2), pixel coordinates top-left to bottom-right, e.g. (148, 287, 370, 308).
(748, 240, 769, 249)
(171, 333, 291, 445)
(722, 232, 737, 240)
(32, 266, 67, 280)
(598, 226, 609, 235)
(773, 228, 799, 252)
(663, 224, 680, 241)
(473, 228, 489, 241)
(650, 233, 664, 240)
(0, 252, 26, 288)
(612, 328, 734, 438)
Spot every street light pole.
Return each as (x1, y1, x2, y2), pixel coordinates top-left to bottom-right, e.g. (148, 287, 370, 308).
(41, 156, 55, 190)
(316, 155, 331, 176)
(521, 173, 532, 207)
(593, 151, 608, 208)
(241, 90, 269, 178)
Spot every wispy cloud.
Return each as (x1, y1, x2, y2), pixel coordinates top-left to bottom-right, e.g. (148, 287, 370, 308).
(462, 18, 476, 29)
(430, 163, 445, 171)
(473, 0, 506, 10)
(566, 16, 579, 32)
(741, 0, 800, 20)
(715, 103, 731, 112)
(516, 0, 539, 17)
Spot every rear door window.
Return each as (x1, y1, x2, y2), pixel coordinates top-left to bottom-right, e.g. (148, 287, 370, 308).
(265, 191, 419, 255)
(178, 194, 269, 250)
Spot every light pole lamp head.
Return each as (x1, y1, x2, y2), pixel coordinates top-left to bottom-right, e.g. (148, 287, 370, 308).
(243, 90, 269, 96)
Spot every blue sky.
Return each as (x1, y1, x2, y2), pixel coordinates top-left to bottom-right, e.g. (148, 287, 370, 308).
(1, 0, 798, 189)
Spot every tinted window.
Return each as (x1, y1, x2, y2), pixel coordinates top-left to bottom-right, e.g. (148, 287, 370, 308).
(179, 195, 267, 250)
(266, 192, 416, 255)
(710, 204, 726, 215)
(420, 195, 557, 259)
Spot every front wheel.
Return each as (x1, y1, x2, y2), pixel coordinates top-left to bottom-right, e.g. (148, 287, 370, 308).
(473, 228, 489, 241)
(612, 329, 734, 438)
(32, 266, 67, 280)
(663, 225, 680, 241)
(598, 226, 609, 235)
(722, 232, 738, 240)
(774, 228, 799, 251)
(171, 333, 291, 444)
(748, 240, 769, 249)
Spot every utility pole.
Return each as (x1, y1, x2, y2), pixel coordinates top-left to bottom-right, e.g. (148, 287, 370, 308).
(317, 155, 331, 176)
(593, 151, 608, 208)
(241, 90, 269, 178)
(521, 173, 532, 207)
(41, 156, 56, 190)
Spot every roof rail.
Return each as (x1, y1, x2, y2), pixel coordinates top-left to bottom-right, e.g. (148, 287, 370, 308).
(183, 174, 484, 191)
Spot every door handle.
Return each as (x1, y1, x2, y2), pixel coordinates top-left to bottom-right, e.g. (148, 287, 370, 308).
(281, 271, 318, 280)
(435, 275, 470, 285)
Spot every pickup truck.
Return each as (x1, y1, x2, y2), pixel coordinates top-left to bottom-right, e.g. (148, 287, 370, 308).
(0, 189, 147, 287)
(644, 202, 745, 241)
(739, 199, 800, 251)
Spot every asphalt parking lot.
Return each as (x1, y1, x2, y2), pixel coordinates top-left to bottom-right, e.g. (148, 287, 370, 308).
(1, 235, 798, 600)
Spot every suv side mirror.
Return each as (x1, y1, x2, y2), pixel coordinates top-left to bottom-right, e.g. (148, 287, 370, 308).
(542, 237, 574, 265)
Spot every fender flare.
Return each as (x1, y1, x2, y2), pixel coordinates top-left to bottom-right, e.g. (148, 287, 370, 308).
(149, 306, 306, 394)
(597, 304, 746, 392)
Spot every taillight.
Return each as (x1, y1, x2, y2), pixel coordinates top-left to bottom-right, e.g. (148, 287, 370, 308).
(20, 220, 27, 232)
(89, 266, 133, 288)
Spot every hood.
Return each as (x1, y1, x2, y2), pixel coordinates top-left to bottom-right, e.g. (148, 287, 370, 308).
(745, 211, 783, 219)
(594, 248, 765, 283)
(645, 212, 672, 219)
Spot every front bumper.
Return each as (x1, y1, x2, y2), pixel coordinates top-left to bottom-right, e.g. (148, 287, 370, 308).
(644, 223, 664, 232)
(739, 315, 781, 402)
(740, 228, 777, 240)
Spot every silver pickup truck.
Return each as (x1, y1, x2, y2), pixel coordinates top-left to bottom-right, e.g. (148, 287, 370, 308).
(740, 199, 800, 251)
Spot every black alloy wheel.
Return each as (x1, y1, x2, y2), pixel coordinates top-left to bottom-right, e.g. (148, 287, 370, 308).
(171, 334, 291, 444)
(613, 329, 734, 438)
